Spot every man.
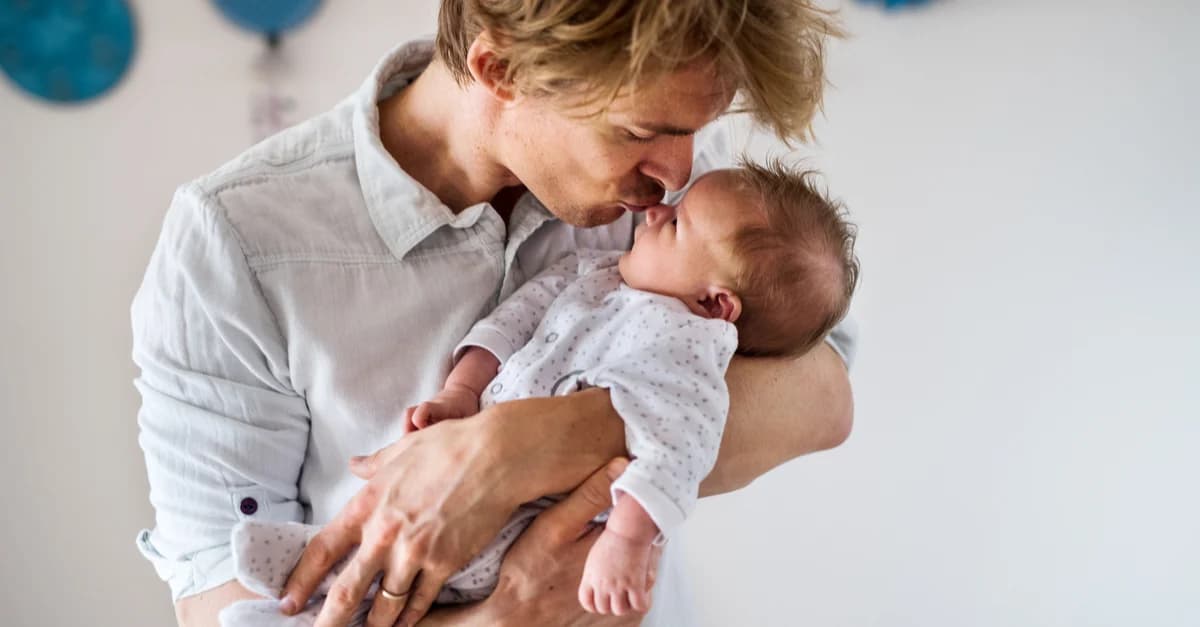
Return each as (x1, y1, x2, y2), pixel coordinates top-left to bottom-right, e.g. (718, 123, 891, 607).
(133, 2, 855, 626)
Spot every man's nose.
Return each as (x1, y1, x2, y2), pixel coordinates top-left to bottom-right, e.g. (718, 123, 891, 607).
(640, 135, 694, 192)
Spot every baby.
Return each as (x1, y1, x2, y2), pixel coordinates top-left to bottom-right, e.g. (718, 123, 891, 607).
(405, 161, 860, 614)
(220, 162, 858, 625)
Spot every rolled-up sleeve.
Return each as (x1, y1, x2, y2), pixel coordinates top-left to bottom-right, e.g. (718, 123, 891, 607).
(132, 184, 310, 601)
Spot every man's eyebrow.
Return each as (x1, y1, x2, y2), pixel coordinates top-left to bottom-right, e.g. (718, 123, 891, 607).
(635, 122, 697, 137)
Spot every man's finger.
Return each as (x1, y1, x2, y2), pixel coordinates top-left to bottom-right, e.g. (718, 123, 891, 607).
(526, 457, 627, 546)
(397, 568, 449, 627)
(313, 543, 386, 627)
(348, 437, 405, 478)
(364, 564, 416, 627)
(348, 462, 372, 480)
(281, 510, 365, 614)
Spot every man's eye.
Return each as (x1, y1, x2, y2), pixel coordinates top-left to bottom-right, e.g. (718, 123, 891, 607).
(624, 129, 655, 143)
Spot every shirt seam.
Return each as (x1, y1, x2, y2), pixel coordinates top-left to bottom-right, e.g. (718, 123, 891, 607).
(246, 238, 499, 271)
(192, 184, 305, 401)
(202, 149, 356, 197)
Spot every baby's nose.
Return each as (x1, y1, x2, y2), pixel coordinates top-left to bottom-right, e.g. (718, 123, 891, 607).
(645, 204, 675, 226)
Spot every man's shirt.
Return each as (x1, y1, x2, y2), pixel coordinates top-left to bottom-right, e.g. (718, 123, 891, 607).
(132, 40, 858, 622)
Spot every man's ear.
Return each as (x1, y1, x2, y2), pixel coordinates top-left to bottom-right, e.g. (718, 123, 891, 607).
(466, 31, 516, 103)
(697, 286, 742, 323)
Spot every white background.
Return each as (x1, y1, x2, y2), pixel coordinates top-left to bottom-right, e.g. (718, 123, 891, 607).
(1, 2, 1196, 626)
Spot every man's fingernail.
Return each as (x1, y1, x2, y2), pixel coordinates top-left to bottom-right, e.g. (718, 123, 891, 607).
(349, 455, 365, 466)
(607, 459, 626, 480)
(279, 597, 296, 614)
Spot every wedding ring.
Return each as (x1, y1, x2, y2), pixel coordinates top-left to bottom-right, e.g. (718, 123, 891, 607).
(379, 585, 410, 601)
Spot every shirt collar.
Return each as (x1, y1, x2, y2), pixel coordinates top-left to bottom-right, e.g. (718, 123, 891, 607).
(353, 40, 507, 259)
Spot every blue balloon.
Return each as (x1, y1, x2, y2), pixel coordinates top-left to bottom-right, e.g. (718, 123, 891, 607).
(857, 0, 933, 9)
(0, 0, 138, 104)
(212, 0, 322, 36)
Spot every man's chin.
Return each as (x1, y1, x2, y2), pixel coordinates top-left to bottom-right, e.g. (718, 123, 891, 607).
(557, 205, 626, 228)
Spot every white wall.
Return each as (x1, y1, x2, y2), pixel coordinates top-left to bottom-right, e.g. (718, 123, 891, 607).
(1, 2, 1196, 626)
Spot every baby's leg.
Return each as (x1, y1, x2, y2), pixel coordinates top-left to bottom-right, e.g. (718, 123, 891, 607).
(222, 520, 371, 627)
(231, 520, 318, 599)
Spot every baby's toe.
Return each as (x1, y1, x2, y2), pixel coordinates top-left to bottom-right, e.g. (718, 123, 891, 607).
(579, 584, 596, 613)
(630, 587, 650, 613)
(594, 588, 614, 615)
(611, 589, 631, 616)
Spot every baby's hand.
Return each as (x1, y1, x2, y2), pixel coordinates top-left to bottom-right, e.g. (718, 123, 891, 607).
(578, 527, 655, 616)
(404, 385, 479, 432)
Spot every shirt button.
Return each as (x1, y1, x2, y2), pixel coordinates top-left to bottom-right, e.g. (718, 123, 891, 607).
(545, 332, 559, 343)
(490, 383, 503, 395)
(239, 497, 258, 516)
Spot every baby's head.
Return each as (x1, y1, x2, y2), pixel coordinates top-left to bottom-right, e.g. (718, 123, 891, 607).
(619, 162, 858, 357)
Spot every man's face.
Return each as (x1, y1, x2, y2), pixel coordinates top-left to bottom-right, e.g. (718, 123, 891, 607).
(498, 62, 734, 227)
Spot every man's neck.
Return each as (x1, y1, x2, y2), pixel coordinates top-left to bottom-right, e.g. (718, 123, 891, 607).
(378, 60, 519, 216)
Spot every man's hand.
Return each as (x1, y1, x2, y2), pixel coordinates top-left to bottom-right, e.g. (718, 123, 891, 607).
(280, 389, 627, 627)
(279, 416, 519, 627)
(404, 385, 480, 432)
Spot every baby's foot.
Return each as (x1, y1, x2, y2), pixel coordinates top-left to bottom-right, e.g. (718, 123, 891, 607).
(578, 528, 654, 616)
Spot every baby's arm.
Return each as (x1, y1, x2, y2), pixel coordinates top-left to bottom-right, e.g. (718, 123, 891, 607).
(577, 308, 739, 615)
(405, 347, 499, 431)
(406, 252, 582, 432)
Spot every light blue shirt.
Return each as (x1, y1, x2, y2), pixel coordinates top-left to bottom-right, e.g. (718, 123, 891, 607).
(132, 40, 858, 623)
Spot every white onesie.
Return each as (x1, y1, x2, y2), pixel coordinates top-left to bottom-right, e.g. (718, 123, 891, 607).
(221, 249, 736, 626)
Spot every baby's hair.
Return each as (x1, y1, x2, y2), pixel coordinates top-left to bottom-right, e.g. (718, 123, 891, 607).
(727, 160, 859, 357)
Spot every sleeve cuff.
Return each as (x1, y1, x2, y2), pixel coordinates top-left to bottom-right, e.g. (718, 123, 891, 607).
(136, 529, 236, 602)
(453, 324, 517, 365)
(611, 464, 687, 541)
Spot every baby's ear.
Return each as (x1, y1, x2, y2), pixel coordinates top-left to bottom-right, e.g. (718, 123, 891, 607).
(698, 287, 742, 323)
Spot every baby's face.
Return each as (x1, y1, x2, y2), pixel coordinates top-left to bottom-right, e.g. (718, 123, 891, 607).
(619, 170, 758, 304)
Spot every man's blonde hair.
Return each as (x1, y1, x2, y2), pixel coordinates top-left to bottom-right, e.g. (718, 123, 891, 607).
(727, 161, 859, 357)
(436, 0, 843, 140)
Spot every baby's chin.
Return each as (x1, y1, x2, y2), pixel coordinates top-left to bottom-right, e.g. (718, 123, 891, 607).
(617, 254, 656, 292)
(617, 253, 635, 285)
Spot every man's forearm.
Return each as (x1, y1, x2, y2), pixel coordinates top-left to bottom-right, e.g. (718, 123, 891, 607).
(489, 387, 628, 503)
(700, 342, 853, 496)
(496, 342, 852, 501)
